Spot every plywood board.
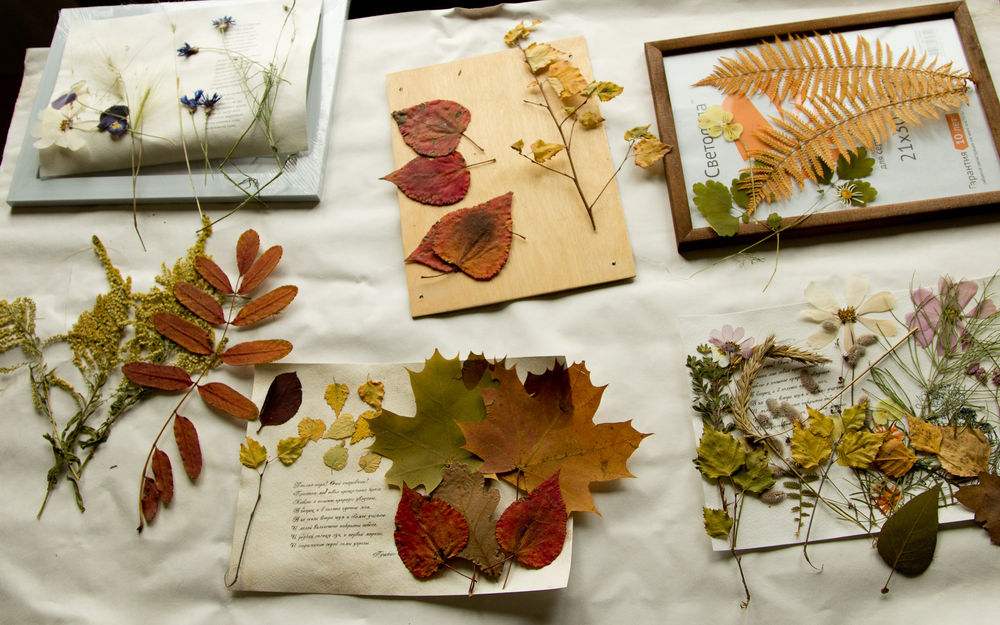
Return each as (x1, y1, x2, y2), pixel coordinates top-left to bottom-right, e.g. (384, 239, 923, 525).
(386, 37, 635, 317)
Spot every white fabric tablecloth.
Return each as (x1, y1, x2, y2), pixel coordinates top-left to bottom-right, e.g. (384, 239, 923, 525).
(2, 1, 999, 623)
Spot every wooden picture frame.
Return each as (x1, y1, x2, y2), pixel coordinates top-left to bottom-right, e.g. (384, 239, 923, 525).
(644, 2, 1000, 251)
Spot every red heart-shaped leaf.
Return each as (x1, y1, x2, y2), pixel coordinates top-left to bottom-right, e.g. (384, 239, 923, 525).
(393, 485, 469, 579)
(431, 192, 513, 280)
(392, 99, 471, 157)
(405, 228, 457, 275)
(495, 472, 567, 568)
(382, 152, 470, 206)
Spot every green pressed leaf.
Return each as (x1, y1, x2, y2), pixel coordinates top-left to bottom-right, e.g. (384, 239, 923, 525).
(836, 147, 875, 179)
(791, 422, 832, 470)
(692, 181, 739, 236)
(847, 180, 877, 206)
(323, 446, 349, 471)
(696, 427, 746, 479)
(731, 174, 751, 210)
(877, 485, 940, 583)
(733, 448, 775, 494)
(840, 401, 868, 431)
(239, 437, 267, 469)
(703, 507, 733, 537)
(765, 212, 782, 231)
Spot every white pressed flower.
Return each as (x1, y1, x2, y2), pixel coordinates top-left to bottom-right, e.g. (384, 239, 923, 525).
(800, 276, 898, 352)
(33, 104, 87, 151)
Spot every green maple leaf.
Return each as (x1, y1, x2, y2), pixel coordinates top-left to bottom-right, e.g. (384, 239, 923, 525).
(368, 351, 487, 491)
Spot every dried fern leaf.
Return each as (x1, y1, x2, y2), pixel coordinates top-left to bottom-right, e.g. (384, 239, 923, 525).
(695, 32, 971, 106)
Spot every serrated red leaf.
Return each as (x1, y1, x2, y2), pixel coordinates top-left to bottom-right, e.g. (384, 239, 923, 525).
(956, 471, 1000, 545)
(122, 362, 193, 391)
(382, 152, 470, 206)
(152, 448, 174, 505)
(195, 256, 234, 295)
(173, 282, 225, 325)
(141, 477, 160, 524)
(495, 472, 566, 568)
(173, 415, 202, 480)
(153, 311, 213, 354)
(218, 339, 293, 366)
(431, 192, 513, 280)
(258, 371, 303, 429)
(197, 382, 259, 420)
(405, 227, 457, 275)
(238, 246, 282, 295)
(393, 485, 469, 579)
(392, 99, 471, 157)
(231, 285, 297, 326)
(236, 229, 260, 276)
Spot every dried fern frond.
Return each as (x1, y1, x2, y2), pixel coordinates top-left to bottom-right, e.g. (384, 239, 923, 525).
(739, 80, 969, 211)
(695, 32, 971, 106)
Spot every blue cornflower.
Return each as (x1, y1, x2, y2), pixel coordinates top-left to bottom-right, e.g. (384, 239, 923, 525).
(212, 16, 235, 32)
(180, 94, 200, 113)
(202, 92, 222, 111)
(97, 105, 129, 137)
(177, 42, 199, 58)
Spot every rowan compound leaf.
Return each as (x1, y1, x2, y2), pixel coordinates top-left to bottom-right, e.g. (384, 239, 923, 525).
(430, 192, 513, 280)
(696, 427, 746, 480)
(877, 485, 940, 580)
(359, 452, 382, 473)
(240, 437, 267, 469)
(298, 417, 327, 442)
(433, 463, 505, 577)
(173, 415, 202, 480)
(837, 430, 885, 469)
(369, 350, 487, 491)
(259, 371, 303, 429)
(530, 139, 564, 163)
(236, 229, 260, 276)
(693, 181, 739, 236)
(231, 285, 297, 326)
(546, 60, 588, 98)
(937, 426, 990, 477)
(358, 380, 385, 410)
(122, 362, 193, 391)
(172, 282, 225, 325)
(324, 382, 349, 415)
(238, 246, 283, 295)
(704, 507, 733, 537)
(198, 382, 259, 420)
(141, 477, 160, 524)
(195, 255, 234, 294)
(873, 439, 917, 478)
(578, 111, 604, 129)
(732, 448, 775, 494)
(791, 422, 832, 471)
(153, 311, 213, 354)
(524, 42, 561, 73)
(323, 446, 349, 471)
(218, 339, 293, 366)
(277, 437, 309, 465)
(461, 361, 649, 515)
(152, 448, 174, 506)
(351, 411, 376, 444)
(633, 138, 671, 168)
(394, 485, 469, 579)
(955, 472, 1000, 544)
(391, 100, 471, 157)
(323, 413, 356, 440)
(495, 472, 567, 568)
(382, 152, 471, 207)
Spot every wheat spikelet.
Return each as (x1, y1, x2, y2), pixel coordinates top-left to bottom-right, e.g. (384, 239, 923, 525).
(732, 334, 774, 438)
(768, 344, 829, 365)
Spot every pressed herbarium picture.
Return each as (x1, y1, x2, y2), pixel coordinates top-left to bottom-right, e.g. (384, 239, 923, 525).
(645, 3, 1000, 252)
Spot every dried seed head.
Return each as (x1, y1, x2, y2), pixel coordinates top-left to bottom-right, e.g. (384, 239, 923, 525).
(799, 368, 820, 393)
(766, 397, 781, 417)
(779, 401, 801, 424)
(856, 334, 878, 347)
(768, 463, 792, 478)
(754, 412, 773, 428)
(760, 489, 786, 505)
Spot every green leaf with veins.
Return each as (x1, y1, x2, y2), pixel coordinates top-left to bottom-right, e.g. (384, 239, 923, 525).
(731, 173, 751, 210)
(765, 212, 782, 231)
(877, 485, 940, 590)
(693, 180, 739, 236)
(836, 147, 875, 179)
(733, 448, 775, 493)
(696, 427, 746, 479)
(704, 507, 733, 537)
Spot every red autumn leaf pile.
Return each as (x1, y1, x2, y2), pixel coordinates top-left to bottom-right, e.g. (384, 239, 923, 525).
(123, 229, 298, 531)
(406, 191, 514, 280)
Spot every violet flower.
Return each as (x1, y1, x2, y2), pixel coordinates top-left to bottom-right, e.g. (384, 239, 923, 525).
(906, 277, 997, 355)
(97, 105, 129, 137)
(708, 325, 755, 367)
(212, 16, 235, 33)
(177, 42, 199, 58)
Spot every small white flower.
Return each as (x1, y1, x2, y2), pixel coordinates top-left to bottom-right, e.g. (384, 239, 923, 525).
(800, 276, 898, 352)
(32, 104, 87, 151)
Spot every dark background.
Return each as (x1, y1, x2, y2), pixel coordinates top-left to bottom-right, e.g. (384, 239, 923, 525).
(0, 0, 525, 152)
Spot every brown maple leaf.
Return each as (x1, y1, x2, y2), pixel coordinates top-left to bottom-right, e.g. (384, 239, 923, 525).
(460, 361, 649, 515)
(955, 471, 1000, 545)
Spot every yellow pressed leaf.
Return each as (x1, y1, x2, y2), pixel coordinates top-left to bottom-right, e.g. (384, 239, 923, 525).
(937, 426, 990, 477)
(152, 311, 213, 354)
(907, 415, 942, 453)
(325, 382, 349, 415)
(298, 417, 327, 442)
(358, 452, 382, 473)
(873, 438, 917, 478)
(791, 421, 832, 470)
(351, 410, 376, 444)
(238, 245, 283, 294)
(546, 60, 588, 97)
(504, 19, 540, 47)
(633, 138, 671, 168)
(524, 42, 561, 73)
(173, 282, 224, 325)
(578, 111, 604, 129)
(530, 139, 564, 163)
(197, 382, 259, 420)
(806, 406, 836, 438)
(323, 413, 356, 440)
(836, 429, 885, 468)
(218, 339, 293, 366)
(358, 380, 385, 410)
(239, 437, 267, 469)
(510, 139, 524, 152)
(277, 437, 308, 465)
(231, 285, 297, 326)
(323, 446, 349, 471)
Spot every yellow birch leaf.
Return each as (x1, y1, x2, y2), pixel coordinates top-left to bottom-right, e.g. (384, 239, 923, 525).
(633, 138, 671, 168)
(907, 415, 943, 454)
(703, 507, 732, 537)
(510, 139, 524, 152)
(937, 426, 990, 477)
(359, 452, 382, 473)
(546, 60, 588, 97)
(524, 42, 561, 73)
(806, 406, 836, 438)
(840, 400, 868, 431)
(323, 446, 349, 471)
(582, 80, 623, 101)
(358, 380, 385, 410)
(696, 427, 746, 479)
(625, 125, 654, 141)
(791, 422, 832, 470)
(504, 19, 540, 46)
(325, 382, 349, 416)
(323, 413, 356, 440)
(239, 437, 267, 469)
(277, 437, 308, 465)
(297, 417, 326, 442)
(531, 139, 564, 163)
(578, 112, 604, 129)
(873, 438, 917, 478)
(836, 429, 885, 468)
(351, 410, 377, 444)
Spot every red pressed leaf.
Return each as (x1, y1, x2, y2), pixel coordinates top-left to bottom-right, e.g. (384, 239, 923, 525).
(218, 339, 293, 366)
(495, 472, 567, 568)
(382, 152, 470, 206)
(173, 282, 225, 325)
(236, 229, 260, 276)
(141, 477, 160, 524)
(197, 382, 259, 420)
(173, 415, 202, 480)
(231, 285, 297, 326)
(258, 371, 303, 429)
(152, 448, 174, 505)
(392, 99, 471, 157)
(122, 362, 193, 391)
(238, 246, 283, 295)
(393, 485, 469, 579)
(195, 256, 234, 295)
(153, 312, 214, 355)
(431, 191, 513, 280)
(405, 227, 457, 275)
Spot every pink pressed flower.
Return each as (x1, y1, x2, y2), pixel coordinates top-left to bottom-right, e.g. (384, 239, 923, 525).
(905, 277, 997, 355)
(708, 325, 755, 367)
